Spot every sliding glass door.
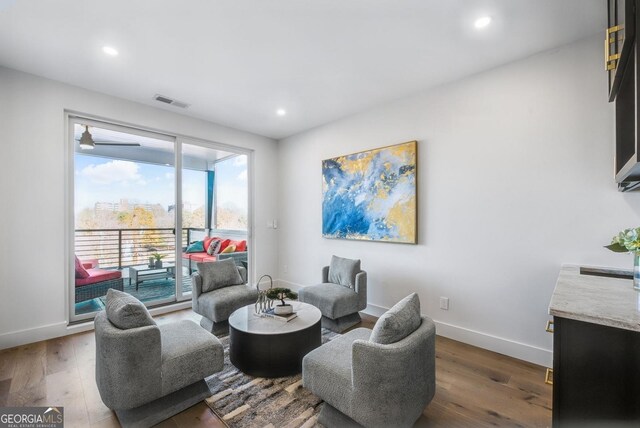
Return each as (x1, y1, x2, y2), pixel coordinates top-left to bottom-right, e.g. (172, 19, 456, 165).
(69, 117, 251, 322)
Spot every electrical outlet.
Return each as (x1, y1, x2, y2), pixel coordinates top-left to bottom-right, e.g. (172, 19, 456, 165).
(439, 297, 449, 310)
(283, 264, 288, 274)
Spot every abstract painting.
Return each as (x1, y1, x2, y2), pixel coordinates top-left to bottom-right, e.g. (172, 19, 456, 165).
(322, 141, 417, 243)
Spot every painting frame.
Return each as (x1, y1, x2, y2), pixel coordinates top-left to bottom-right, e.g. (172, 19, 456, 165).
(322, 140, 417, 244)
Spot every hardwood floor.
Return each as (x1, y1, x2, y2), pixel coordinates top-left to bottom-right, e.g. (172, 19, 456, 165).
(0, 310, 551, 427)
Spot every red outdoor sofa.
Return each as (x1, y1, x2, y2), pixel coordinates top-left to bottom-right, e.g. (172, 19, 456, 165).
(74, 256, 124, 303)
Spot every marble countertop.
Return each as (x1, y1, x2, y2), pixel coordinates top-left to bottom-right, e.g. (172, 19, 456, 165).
(549, 264, 640, 332)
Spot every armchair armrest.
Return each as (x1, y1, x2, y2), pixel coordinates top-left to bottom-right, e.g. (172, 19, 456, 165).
(355, 271, 367, 311)
(191, 272, 203, 312)
(322, 266, 330, 283)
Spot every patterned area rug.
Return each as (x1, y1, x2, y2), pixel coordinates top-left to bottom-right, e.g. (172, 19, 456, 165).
(205, 329, 339, 427)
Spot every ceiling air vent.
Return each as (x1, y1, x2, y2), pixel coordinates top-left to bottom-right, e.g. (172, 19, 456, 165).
(153, 94, 190, 109)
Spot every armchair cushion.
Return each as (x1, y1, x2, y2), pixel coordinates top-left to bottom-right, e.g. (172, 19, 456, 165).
(105, 289, 156, 330)
(299, 283, 361, 319)
(196, 284, 258, 323)
(159, 320, 224, 395)
(328, 255, 361, 288)
(197, 258, 243, 292)
(370, 292, 421, 345)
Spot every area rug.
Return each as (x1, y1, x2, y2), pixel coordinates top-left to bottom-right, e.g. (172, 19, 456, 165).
(204, 329, 339, 428)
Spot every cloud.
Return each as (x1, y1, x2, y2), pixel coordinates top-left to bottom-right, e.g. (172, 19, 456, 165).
(237, 170, 248, 181)
(165, 172, 175, 180)
(233, 155, 247, 166)
(80, 160, 142, 185)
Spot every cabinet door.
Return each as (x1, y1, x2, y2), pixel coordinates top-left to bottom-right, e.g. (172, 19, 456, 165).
(607, 0, 636, 101)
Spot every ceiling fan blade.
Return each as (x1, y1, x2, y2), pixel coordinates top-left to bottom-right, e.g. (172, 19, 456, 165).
(94, 142, 141, 147)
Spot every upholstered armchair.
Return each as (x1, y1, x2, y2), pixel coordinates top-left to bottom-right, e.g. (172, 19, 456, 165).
(192, 258, 258, 334)
(302, 293, 436, 428)
(298, 255, 367, 332)
(95, 290, 224, 425)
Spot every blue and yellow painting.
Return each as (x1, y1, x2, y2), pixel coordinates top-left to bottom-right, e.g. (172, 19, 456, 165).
(322, 141, 417, 243)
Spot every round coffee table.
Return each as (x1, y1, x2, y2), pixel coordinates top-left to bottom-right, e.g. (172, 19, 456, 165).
(228, 301, 322, 377)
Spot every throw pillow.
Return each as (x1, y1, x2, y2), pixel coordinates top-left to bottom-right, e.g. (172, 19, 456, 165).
(203, 236, 219, 252)
(74, 256, 90, 279)
(229, 239, 247, 252)
(197, 258, 244, 292)
(186, 240, 205, 253)
(370, 293, 421, 345)
(328, 255, 361, 288)
(218, 239, 232, 253)
(206, 238, 222, 255)
(220, 244, 236, 254)
(105, 289, 156, 330)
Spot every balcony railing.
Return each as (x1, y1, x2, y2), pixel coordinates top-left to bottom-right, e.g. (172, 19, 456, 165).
(75, 228, 204, 269)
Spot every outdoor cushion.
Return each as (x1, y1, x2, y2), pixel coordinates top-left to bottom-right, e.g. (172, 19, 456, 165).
(186, 241, 204, 253)
(197, 258, 243, 292)
(75, 268, 122, 287)
(218, 239, 232, 253)
(229, 239, 247, 252)
(105, 289, 156, 330)
(370, 293, 421, 345)
(75, 255, 90, 279)
(299, 283, 360, 319)
(328, 255, 361, 288)
(207, 238, 222, 255)
(220, 244, 236, 254)
(183, 253, 216, 263)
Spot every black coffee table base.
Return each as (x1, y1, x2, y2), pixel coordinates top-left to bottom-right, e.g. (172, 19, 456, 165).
(229, 319, 321, 377)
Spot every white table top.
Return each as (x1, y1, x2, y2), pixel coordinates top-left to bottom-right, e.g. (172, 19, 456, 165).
(228, 301, 321, 335)
(549, 264, 640, 332)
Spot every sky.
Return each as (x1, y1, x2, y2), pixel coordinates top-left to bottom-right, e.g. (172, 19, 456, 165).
(74, 153, 248, 214)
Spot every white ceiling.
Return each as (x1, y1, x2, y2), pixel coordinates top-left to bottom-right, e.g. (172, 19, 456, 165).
(0, 0, 604, 139)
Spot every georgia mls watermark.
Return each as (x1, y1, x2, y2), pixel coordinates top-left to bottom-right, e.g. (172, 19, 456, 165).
(0, 407, 64, 428)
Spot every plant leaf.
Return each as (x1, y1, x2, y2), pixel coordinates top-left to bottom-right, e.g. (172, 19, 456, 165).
(604, 243, 629, 253)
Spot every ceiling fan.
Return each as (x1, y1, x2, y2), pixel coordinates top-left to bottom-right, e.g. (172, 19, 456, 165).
(77, 125, 141, 149)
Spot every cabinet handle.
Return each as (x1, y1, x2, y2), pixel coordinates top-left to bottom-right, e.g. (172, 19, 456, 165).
(545, 368, 553, 385)
(545, 320, 554, 333)
(605, 25, 624, 70)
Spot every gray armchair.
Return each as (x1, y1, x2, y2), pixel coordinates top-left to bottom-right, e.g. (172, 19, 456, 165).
(302, 293, 435, 428)
(192, 258, 258, 335)
(95, 290, 224, 425)
(298, 255, 367, 332)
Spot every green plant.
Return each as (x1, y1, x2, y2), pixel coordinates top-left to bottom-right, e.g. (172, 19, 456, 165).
(265, 288, 298, 306)
(605, 227, 640, 255)
(152, 252, 166, 261)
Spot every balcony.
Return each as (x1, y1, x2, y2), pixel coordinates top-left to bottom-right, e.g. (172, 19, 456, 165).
(74, 227, 246, 315)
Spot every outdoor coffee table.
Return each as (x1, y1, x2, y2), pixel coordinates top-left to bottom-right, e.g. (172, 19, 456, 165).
(129, 263, 176, 291)
(228, 301, 322, 377)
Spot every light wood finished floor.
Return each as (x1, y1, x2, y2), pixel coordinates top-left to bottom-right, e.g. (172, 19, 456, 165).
(0, 310, 551, 428)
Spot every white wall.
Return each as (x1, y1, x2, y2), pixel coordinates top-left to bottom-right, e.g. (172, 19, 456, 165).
(0, 66, 278, 348)
(277, 35, 640, 366)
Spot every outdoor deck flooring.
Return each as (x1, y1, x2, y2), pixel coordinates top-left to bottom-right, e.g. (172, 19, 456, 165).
(75, 273, 192, 315)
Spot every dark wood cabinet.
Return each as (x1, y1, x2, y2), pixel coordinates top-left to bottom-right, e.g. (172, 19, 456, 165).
(552, 316, 640, 426)
(609, 1, 640, 190)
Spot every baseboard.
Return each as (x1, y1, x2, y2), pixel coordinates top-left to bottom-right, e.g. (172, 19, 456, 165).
(279, 281, 552, 367)
(0, 300, 193, 351)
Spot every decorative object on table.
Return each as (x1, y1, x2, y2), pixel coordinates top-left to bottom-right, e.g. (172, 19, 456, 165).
(255, 274, 274, 314)
(266, 288, 298, 315)
(256, 308, 298, 322)
(148, 256, 155, 268)
(322, 140, 417, 244)
(152, 252, 165, 269)
(604, 227, 640, 290)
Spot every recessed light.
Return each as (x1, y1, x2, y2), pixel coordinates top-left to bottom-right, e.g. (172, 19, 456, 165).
(276, 109, 286, 117)
(474, 16, 492, 29)
(102, 46, 119, 56)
